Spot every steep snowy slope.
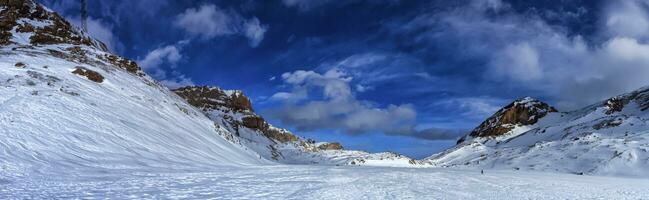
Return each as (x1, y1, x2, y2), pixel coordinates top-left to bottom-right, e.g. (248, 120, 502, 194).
(0, 0, 267, 179)
(427, 93, 649, 176)
(174, 86, 423, 167)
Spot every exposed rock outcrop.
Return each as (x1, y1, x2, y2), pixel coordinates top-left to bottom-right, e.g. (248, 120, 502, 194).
(1, 0, 145, 77)
(603, 87, 649, 114)
(173, 86, 297, 143)
(71, 66, 103, 83)
(458, 97, 557, 144)
(0, 0, 107, 50)
(174, 86, 253, 112)
(318, 142, 343, 150)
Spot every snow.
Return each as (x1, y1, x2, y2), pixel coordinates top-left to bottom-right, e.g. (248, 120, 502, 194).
(2, 166, 648, 199)
(2, 2, 649, 198)
(0, 45, 270, 178)
(428, 93, 649, 176)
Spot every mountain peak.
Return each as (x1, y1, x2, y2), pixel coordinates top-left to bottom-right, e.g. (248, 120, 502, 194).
(458, 97, 557, 143)
(1, 0, 108, 51)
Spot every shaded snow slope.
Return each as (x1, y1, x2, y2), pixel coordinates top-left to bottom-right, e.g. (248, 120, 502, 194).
(427, 90, 649, 176)
(0, 0, 267, 179)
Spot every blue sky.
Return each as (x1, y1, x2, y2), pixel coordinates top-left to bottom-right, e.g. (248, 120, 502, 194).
(39, 0, 649, 158)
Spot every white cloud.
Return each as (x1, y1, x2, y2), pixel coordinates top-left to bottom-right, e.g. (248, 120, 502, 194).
(138, 44, 195, 89)
(490, 42, 542, 81)
(605, 0, 649, 39)
(433, 97, 504, 119)
(174, 5, 236, 39)
(173, 4, 268, 47)
(394, 0, 649, 109)
(243, 17, 268, 47)
(138, 45, 182, 79)
(336, 53, 386, 68)
(160, 75, 195, 89)
(266, 68, 419, 135)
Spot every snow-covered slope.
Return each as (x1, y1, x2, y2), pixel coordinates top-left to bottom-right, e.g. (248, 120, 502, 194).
(0, 0, 268, 179)
(173, 86, 423, 167)
(427, 93, 649, 176)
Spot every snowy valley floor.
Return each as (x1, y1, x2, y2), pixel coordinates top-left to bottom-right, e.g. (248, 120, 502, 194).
(2, 165, 649, 199)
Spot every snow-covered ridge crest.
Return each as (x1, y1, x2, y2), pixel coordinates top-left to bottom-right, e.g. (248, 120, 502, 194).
(428, 88, 649, 176)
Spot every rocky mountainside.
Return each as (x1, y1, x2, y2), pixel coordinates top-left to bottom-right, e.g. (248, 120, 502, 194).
(173, 86, 423, 167)
(0, 0, 270, 179)
(0, 0, 423, 173)
(426, 91, 649, 176)
(456, 97, 557, 144)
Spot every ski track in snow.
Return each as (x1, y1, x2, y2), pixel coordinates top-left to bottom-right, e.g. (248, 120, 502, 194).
(1, 166, 648, 199)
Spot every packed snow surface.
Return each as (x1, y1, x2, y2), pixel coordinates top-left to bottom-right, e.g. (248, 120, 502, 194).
(2, 166, 648, 199)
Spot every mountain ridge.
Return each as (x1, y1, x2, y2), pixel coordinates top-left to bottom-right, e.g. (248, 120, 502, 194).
(427, 87, 649, 176)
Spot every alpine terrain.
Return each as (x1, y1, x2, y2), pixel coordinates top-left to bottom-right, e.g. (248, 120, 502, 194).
(1, 0, 649, 199)
(427, 94, 649, 176)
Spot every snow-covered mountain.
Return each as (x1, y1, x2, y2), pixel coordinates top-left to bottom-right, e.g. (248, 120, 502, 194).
(0, 0, 419, 179)
(173, 86, 422, 167)
(0, 0, 271, 178)
(426, 91, 649, 176)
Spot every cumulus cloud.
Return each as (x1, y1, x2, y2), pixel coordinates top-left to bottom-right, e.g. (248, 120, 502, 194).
(138, 43, 194, 89)
(265, 68, 463, 140)
(389, 0, 649, 109)
(490, 42, 542, 81)
(139, 45, 182, 79)
(605, 0, 649, 39)
(173, 4, 268, 47)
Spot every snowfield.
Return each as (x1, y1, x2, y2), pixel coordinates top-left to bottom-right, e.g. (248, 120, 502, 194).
(2, 166, 649, 199)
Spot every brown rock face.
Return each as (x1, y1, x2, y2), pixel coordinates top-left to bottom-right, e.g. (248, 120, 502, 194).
(242, 116, 267, 130)
(604, 97, 627, 114)
(460, 97, 557, 143)
(173, 86, 298, 143)
(174, 86, 253, 112)
(603, 87, 649, 114)
(71, 66, 103, 83)
(318, 142, 343, 150)
(0, 0, 107, 50)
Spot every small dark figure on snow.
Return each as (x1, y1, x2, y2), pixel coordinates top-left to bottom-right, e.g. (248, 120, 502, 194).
(481, 169, 484, 175)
